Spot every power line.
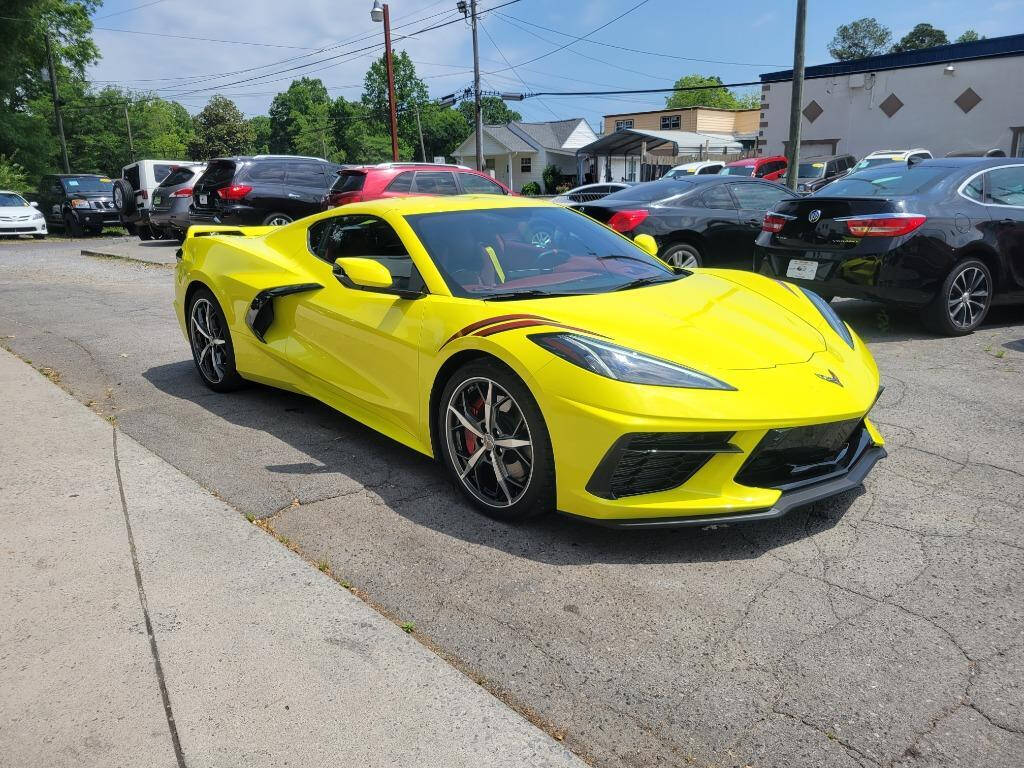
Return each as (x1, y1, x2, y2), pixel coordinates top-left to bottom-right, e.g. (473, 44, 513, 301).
(91, 25, 319, 49)
(524, 79, 765, 97)
(478, 20, 558, 120)
(93, 0, 167, 20)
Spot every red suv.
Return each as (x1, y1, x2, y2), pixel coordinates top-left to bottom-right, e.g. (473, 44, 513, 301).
(720, 155, 788, 181)
(324, 163, 513, 208)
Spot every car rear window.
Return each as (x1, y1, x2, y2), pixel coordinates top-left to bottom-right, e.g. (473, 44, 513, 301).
(819, 167, 948, 197)
(159, 167, 198, 188)
(332, 171, 366, 194)
(198, 161, 237, 189)
(720, 165, 754, 177)
(601, 179, 693, 203)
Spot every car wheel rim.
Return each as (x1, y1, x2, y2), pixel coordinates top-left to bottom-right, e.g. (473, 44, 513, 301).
(445, 377, 533, 509)
(189, 298, 228, 383)
(666, 250, 698, 268)
(946, 266, 988, 329)
(268, 216, 291, 226)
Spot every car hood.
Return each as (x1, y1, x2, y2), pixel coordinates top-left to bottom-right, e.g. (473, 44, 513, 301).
(0, 206, 38, 216)
(486, 270, 828, 372)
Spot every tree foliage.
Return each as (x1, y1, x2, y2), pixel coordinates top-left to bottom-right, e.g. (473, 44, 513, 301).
(269, 78, 336, 158)
(458, 96, 522, 127)
(187, 96, 254, 160)
(891, 23, 949, 53)
(828, 17, 892, 60)
(956, 29, 983, 43)
(665, 74, 758, 110)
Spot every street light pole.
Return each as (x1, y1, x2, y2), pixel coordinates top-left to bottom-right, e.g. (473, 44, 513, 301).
(371, 0, 400, 162)
(784, 0, 807, 190)
(470, 0, 483, 172)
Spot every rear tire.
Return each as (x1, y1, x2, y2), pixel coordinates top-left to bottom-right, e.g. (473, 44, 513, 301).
(661, 242, 702, 269)
(186, 286, 244, 392)
(137, 225, 153, 241)
(437, 359, 555, 522)
(920, 258, 992, 336)
(262, 212, 293, 226)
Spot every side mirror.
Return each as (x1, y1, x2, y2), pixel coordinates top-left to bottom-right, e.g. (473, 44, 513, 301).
(333, 257, 393, 289)
(633, 233, 658, 257)
(30, 201, 39, 208)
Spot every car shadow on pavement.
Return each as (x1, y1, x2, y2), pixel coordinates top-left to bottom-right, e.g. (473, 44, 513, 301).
(143, 359, 860, 566)
(833, 298, 1023, 344)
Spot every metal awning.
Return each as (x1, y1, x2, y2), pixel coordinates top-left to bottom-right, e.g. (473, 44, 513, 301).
(576, 128, 743, 157)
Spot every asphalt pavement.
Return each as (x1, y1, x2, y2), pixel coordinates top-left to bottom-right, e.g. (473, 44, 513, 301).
(1, 235, 1022, 767)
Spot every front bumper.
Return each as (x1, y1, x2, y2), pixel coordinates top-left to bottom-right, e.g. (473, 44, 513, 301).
(0, 218, 47, 235)
(73, 210, 121, 228)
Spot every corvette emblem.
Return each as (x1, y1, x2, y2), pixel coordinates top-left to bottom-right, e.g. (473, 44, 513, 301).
(808, 209, 822, 223)
(815, 369, 843, 386)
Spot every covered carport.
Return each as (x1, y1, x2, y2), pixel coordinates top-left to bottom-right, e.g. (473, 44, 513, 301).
(575, 128, 745, 183)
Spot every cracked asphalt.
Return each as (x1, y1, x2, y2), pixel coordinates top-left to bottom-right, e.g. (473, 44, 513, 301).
(2, 236, 1022, 768)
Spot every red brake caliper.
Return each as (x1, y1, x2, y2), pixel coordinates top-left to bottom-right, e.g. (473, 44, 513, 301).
(464, 393, 485, 453)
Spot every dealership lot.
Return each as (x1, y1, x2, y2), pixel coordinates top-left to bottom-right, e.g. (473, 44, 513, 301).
(1, 236, 1022, 767)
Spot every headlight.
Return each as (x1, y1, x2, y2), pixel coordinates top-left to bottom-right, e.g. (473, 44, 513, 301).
(530, 332, 735, 390)
(70, 198, 90, 208)
(32, 210, 44, 219)
(800, 287, 854, 349)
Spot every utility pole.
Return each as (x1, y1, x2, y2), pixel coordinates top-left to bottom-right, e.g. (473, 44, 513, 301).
(470, 0, 483, 172)
(784, 0, 807, 190)
(45, 32, 70, 173)
(371, 1, 399, 161)
(124, 105, 135, 161)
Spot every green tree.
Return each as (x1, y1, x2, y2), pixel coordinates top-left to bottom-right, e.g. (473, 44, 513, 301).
(269, 78, 335, 156)
(0, 155, 31, 195)
(956, 30, 983, 43)
(457, 96, 522, 127)
(247, 115, 271, 154)
(417, 104, 470, 161)
(137, 99, 193, 159)
(891, 23, 949, 53)
(827, 17, 892, 60)
(665, 74, 756, 110)
(187, 96, 254, 160)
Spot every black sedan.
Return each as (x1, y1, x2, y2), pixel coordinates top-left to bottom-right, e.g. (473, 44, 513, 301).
(754, 158, 1024, 335)
(572, 176, 798, 269)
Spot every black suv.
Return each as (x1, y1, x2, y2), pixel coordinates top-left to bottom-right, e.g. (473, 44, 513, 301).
(794, 154, 857, 194)
(191, 155, 342, 227)
(37, 174, 121, 236)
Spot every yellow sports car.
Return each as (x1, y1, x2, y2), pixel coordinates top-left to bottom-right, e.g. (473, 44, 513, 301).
(174, 195, 885, 527)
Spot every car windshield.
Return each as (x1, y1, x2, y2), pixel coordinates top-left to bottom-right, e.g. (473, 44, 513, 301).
(61, 176, 113, 194)
(405, 206, 679, 299)
(853, 156, 902, 171)
(600, 179, 693, 203)
(817, 166, 947, 197)
(665, 168, 696, 178)
(720, 165, 754, 177)
(0, 192, 28, 207)
(798, 162, 827, 178)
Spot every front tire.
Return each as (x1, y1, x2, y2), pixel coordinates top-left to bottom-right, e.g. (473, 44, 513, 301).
(63, 212, 84, 237)
(661, 242, 702, 269)
(437, 359, 555, 522)
(186, 287, 243, 392)
(138, 224, 153, 241)
(921, 258, 992, 336)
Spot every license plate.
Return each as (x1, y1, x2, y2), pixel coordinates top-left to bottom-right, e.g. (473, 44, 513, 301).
(153, 195, 162, 205)
(199, 194, 208, 205)
(787, 259, 818, 280)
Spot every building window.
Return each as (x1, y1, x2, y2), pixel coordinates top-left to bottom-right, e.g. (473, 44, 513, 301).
(520, 156, 532, 173)
(660, 115, 681, 130)
(1012, 127, 1024, 158)
(614, 119, 634, 131)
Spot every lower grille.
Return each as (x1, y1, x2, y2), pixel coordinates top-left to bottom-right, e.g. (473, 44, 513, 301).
(735, 419, 866, 490)
(587, 432, 738, 499)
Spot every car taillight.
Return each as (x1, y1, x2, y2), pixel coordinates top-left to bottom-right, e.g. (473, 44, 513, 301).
(843, 214, 927, 237)
(217, 184, 252, 201)
(762, 213, 789, 233)
(330, 191, 362, 206)
(139, 189, 148, 200)
(170, 187, 193, 198)
(607, 209, 648, 232)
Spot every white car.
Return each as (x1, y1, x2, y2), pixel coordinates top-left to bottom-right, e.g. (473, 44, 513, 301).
(663, 161, 725, 178)
(852, 148, 932, 172)
(0, 190, 47, 239)
(550, 182, 635, 205)
(113, 159, 198, 240)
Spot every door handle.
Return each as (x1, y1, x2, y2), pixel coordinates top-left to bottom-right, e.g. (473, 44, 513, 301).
(288, 193, 301, 198)
(997, 218, 1015, 225)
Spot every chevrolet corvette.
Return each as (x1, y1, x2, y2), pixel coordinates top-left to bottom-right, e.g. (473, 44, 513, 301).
(174, 195, 885, 527)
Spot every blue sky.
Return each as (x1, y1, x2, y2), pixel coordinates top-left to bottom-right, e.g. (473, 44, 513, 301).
(86, 0, 1024, 129)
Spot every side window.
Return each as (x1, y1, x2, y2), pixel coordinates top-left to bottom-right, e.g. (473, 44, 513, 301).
(962, 174, 984, 202)
(307, 215, 424, 292)
(386, 172, 414, 192)
(246, 161, 285, 183)
(153, 164, 174, 183)
(412, 171, 458, 195)
(985, 167, 1024, 207)
(458, 173, 506, 195)
(287, 161, 327, 187)
(701, 185, 737, 209)
(731, 182, 793, 210)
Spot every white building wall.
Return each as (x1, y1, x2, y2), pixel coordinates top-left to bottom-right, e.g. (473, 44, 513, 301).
(760, 56, 1024, 160)
(562, 120, 599, 150)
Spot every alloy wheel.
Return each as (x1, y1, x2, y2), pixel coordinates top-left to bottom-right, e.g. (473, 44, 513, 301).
(266, 215, 292, 226)
(189, 297, 229, 384)
(946, 266, 989, 330)
(445, 377, 534, 508)
(665, 249, 699, 269)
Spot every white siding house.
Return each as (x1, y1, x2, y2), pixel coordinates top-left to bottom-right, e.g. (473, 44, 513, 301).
(453, 119, 598, 193)
(758, 34, 1024, 160)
